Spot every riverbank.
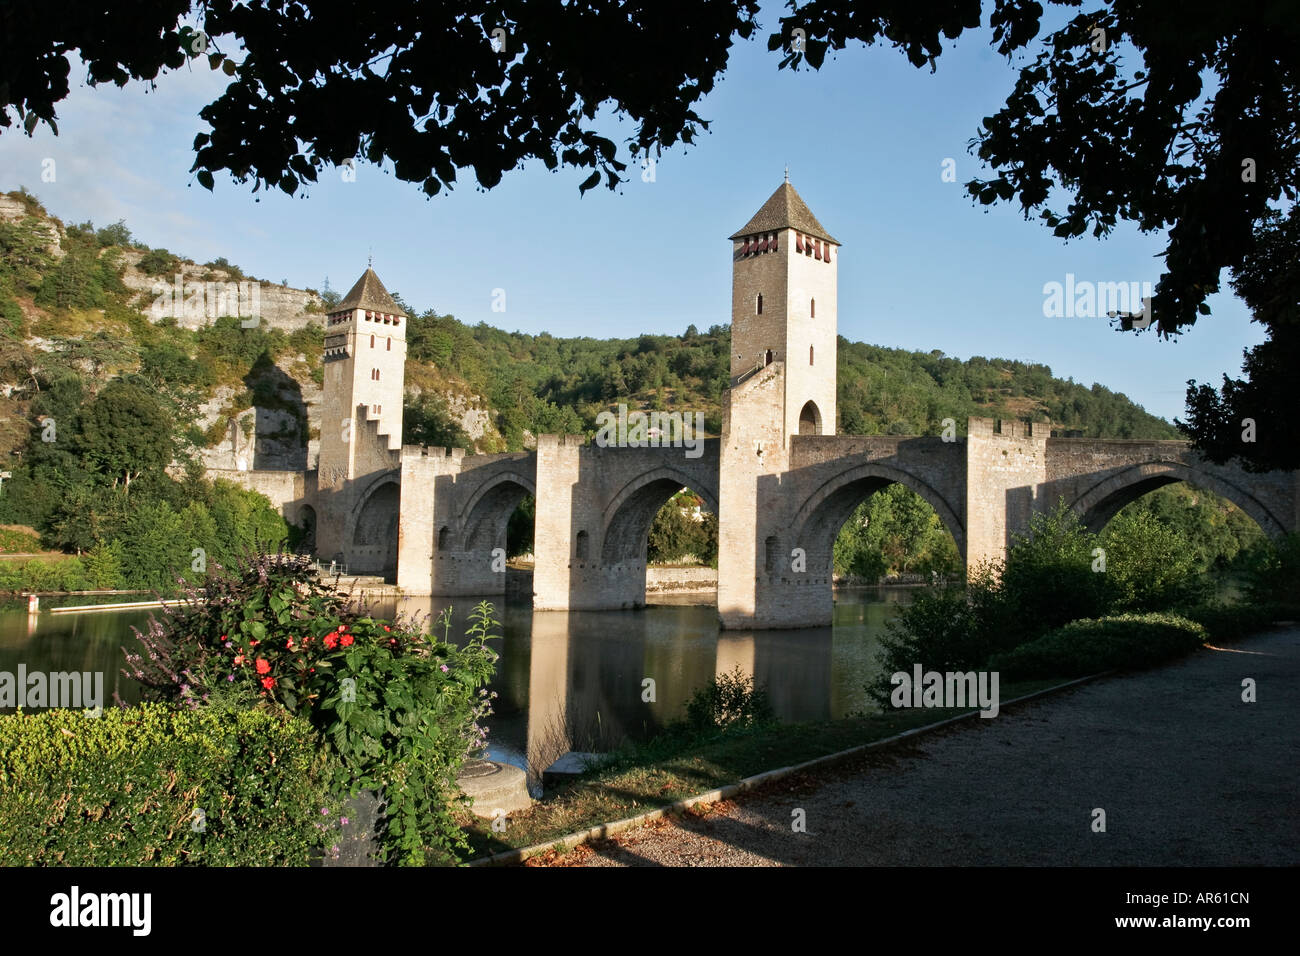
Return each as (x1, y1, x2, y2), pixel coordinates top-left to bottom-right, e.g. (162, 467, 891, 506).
(459, 676, 1065, 860)
(539, 625, 1300, 866)
(461, 614, 1295, 865)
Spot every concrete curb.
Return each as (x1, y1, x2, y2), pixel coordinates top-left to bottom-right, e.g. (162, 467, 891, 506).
(466, 670, 1111, 867)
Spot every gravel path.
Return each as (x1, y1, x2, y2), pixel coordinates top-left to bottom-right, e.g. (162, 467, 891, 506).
(543, 627, 1300, 867)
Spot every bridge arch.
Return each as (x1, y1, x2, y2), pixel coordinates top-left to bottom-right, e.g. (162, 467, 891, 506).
(600, 466, 719, 564)
(459, 470, 536, 555)
(1068, 461, 1287, 538)
(350, 478, 400, 575)
(789, 461, 966, 575)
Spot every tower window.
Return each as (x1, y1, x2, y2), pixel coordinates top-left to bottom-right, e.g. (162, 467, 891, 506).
(756, 293, 763, 315)
(387, 338, 391, 351)
(811, 298, 815, 318)
(810, 345, 814, 366)
(370, 334, 375, 348)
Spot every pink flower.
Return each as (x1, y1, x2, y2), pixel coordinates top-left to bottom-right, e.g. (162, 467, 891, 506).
(440, 664, 449, 673)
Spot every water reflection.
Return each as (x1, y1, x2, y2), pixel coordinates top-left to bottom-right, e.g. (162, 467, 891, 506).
(388, 588, 910, 784)
(0, 588, 915, 785)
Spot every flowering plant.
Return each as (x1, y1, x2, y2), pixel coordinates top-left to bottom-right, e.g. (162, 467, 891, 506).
(126, 549, 499, 864)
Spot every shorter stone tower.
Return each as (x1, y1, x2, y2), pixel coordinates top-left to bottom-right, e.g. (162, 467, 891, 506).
(315, 267, 408, 564)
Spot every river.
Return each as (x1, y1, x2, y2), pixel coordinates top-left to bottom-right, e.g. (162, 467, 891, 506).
(0, 588, 913, 785)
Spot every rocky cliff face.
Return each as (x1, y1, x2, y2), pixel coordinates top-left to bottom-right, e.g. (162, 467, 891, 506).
(118, 251, 324, 331)
(1, 194, 504, 470)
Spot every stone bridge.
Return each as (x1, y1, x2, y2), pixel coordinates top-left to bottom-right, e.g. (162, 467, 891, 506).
(350, 410, 1297, 629)
(286, 202, 1298, 630)
(393, 436, 720, 609)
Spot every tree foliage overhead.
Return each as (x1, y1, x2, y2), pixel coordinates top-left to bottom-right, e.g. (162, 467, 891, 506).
(773, 0, 1299, 469)
(2, 0, 761, 197)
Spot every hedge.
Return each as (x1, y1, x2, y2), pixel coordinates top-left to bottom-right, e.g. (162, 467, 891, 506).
(987, 613, 1209, 680)
(0, 703, 337, 865)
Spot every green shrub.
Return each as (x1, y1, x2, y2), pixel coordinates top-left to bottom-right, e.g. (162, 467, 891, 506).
(685, 666, 774, 731)
(137, 248, 178, 277)
(1177, 600, 1291, 643)
(1100, 509, 1206, 611)
(128, 550, 499, 865)
(867, 568, 1015, 707)
(84, 540, 124, 589)
(998, 500, 1117, 640)
(988, 613, 1208, 680)
(0, 703, 336, 865)
(1240, 532, 1300, 606)
(0, 557, 95, 592)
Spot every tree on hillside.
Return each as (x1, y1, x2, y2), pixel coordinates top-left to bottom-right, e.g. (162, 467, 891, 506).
(4, 1, 1296, 465)
(79, 379, 175, 489)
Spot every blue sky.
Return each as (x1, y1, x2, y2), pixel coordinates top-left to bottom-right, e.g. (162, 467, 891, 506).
(0, 12, 1262, 423)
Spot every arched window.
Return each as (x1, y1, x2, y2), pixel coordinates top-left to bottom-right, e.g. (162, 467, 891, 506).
(810, 345, 814, 366)
(811, 298, 815, 318)
(437, 527, 450, 550)
(386, 338, 391, 351)
(575, 530, 589, 561)
(765, 349, 774, 366)
(370, 334, 375, 348)
(756, 293, 763, 315)
(765, 535, 778, 573)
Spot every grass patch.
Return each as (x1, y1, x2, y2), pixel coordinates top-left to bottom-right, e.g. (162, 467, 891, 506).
(459, 678, 1061, 860)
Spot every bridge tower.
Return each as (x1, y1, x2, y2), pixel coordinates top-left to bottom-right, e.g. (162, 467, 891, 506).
(728, 176, 839, 442)
(719, 179, 841, 627)
(315, 267, 408, 566)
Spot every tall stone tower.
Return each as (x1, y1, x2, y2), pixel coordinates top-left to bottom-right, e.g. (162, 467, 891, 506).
(718, 179, 841, 627)
(315, 267, 408, 562)
(728, 177, 839, 442)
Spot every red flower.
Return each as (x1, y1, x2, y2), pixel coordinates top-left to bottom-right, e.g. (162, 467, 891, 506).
(338, 625, 348, 633)
(255, 658, 271, 675)
(233, 654, 246, 666)
(323, 633, 339, 650)
(261, 676, 276, 690)
(340, 633, 354, 647)
(383, 625, 391, 632)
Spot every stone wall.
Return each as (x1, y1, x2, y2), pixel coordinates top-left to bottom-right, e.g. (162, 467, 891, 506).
(646, 566, 717, 591)
(963, 418, 1049, 570)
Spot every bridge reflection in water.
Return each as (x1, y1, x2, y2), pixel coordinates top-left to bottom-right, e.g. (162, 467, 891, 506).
(374, 588, 911, 788)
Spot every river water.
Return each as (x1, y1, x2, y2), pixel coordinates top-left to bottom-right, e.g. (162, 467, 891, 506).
(0, 588, 912, 782)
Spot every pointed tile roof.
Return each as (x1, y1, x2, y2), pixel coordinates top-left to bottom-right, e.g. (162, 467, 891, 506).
(337, 268, 407, 317)
(730, 181, 838, 244)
